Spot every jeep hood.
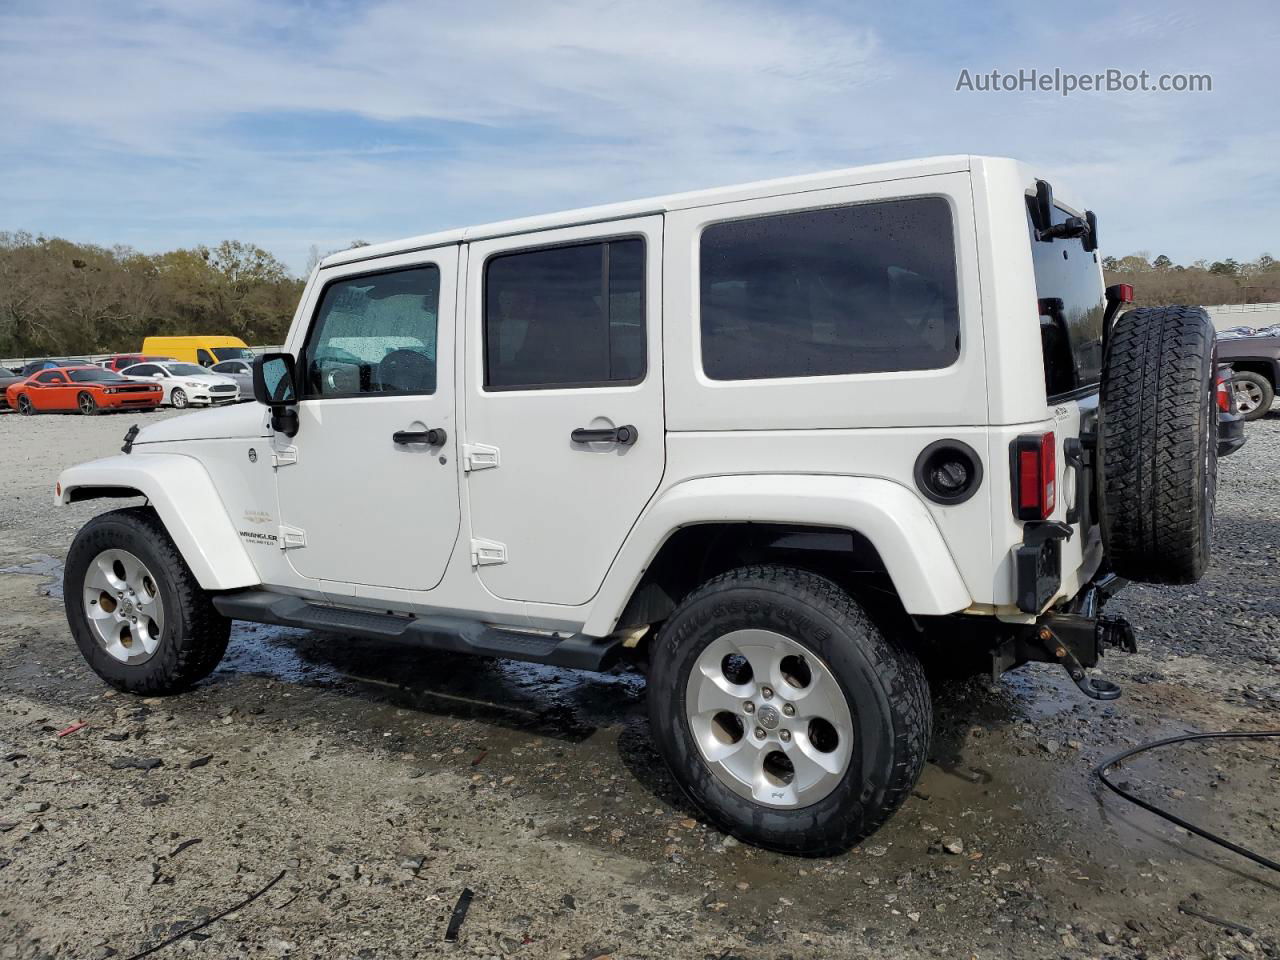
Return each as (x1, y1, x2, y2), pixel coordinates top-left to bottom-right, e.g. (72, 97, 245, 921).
(134, 402, 271, 445)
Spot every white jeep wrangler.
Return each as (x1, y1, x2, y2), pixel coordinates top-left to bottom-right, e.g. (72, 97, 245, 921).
(57, 156, 1228, 855)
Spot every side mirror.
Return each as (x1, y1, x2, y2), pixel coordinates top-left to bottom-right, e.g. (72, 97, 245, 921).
(152, 373, 164, 379)
(253, 353, 299, 437)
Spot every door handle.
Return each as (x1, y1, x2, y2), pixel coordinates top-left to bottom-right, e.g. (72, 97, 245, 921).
(571, 424, 638, 446)
(393, 427, 447, 446)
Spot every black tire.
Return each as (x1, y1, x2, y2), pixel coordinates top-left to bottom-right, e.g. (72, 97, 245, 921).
(170, 387, 188, 409)
(64, 507, 231, 694)
(77, 391, 99, 415)
(648, 565, 931, 856)
(17, 394, 35, 416)
(1098, 305, 1217, 584)
(1231, 370, 1274, 421)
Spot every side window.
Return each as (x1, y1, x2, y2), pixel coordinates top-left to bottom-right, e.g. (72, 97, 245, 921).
(302, 266, 440, 399)
(484, 238, 645, 390)
(699, 198, 960, 381)
(197, 349, 215, 366)
(130, 364, 159, 377)
(35, 371, 62, 384)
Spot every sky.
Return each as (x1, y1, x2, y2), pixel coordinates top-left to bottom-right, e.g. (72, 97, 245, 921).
(1, 0, 1277, 276)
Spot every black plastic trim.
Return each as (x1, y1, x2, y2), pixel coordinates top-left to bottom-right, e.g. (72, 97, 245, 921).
(211, 590, 624, 672)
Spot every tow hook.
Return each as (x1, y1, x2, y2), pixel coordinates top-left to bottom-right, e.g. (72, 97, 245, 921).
(1034, 624, 1122, 701)
(993, 610, 1138, 701)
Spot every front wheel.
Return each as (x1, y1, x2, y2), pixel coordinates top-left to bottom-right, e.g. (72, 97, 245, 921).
(648, 565, 931, 856)
(16, 394, 35, 416)
(77, 391, 99, 415)
(64, 507, 231, 694)
(1231, 370, 1274, 421)
(170, 388, 189, 409)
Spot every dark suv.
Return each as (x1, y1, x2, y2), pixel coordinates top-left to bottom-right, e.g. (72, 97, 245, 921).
(1218, 326, 1280, 420)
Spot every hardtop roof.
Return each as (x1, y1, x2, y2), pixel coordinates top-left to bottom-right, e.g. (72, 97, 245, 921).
(321, 154, 984, 270)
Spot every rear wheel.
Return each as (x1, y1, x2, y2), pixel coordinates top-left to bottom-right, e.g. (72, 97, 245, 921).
(64, 507, 231, 694)
(16, 394, 34, 416)
(1231, 370, 1274, 421)
(77, 391, 99, 415)
(1097, 305, 1217, 584)
(648, 565, 930, 855)
(170, 388, 189, 409)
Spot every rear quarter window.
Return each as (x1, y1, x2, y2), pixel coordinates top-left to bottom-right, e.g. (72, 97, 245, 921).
(1028, 204, 1106, 399)
(699, 198, 960, 381)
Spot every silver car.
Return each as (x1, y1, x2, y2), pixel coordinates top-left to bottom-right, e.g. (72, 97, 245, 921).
(210, 359, 254, 399)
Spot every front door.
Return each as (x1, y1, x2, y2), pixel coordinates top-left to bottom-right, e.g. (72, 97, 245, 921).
(275, 247, 461, 591)
(463, 217, 665, 606)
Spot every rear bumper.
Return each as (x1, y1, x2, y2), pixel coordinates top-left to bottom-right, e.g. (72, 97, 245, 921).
(1218, 410, 1246, 458)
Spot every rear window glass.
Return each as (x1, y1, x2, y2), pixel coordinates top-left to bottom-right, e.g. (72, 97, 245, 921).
(699, 198, 960, 381)
(1028, 204, 1105, 398)
(484, 239, 645, 390)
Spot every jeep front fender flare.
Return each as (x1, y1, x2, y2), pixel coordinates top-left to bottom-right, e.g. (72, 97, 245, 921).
(55, 454, 259, 591)
(584, 474, 972, 636)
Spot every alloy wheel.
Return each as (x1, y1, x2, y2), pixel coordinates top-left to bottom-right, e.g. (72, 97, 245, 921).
(1233, 379, 1263, 415)
(684, 629, 853, 808)
(82, 548, 165, 665)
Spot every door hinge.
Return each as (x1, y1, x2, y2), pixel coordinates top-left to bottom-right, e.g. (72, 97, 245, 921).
(278, 525, 306, 550)
(470, 538, 507, 566)
(272, 445, 298, 468)
(462, 443, 500, 472)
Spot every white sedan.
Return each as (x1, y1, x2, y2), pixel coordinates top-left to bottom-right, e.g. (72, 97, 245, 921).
(119, 361, 240, 408)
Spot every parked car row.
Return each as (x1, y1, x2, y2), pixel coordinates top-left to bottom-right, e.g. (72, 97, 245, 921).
(2, 356, 244, 414)
(2, 337, 260, 415)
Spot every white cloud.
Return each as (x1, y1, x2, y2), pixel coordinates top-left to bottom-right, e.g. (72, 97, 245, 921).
(0, 0, 1276, 271)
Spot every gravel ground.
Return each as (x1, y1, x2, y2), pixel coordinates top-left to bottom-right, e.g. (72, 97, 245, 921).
(1, 405, 1278, 960)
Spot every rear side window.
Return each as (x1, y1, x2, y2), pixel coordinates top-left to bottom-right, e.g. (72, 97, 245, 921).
(127, 364, 159, 376)
(700, 198, 960, 381)
(484, 238, 645, 390)
(35, 371, 64, 384)
(1028, 204, 1105, 398)
(302, 266, 440, 398)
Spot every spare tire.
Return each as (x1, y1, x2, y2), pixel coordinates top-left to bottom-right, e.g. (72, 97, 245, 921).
(1097, 305, 1217, 584)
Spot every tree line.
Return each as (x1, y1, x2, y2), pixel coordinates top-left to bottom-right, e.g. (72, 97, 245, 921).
(0, 231, 305, 359)
(2, 230, 1277, 360)
(1103, 252, 1280, 307)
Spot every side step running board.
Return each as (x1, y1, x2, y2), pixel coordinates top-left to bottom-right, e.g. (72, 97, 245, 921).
(211, 590, 624, 672)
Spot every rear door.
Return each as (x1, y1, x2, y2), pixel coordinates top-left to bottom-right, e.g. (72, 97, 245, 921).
(463, 218, 665, 605)
(1027, 200, 1107, 575)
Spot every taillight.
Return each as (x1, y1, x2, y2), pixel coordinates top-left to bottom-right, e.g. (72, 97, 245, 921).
(1011, 433, 1057, 520)
(1215, 372, 1231, 413)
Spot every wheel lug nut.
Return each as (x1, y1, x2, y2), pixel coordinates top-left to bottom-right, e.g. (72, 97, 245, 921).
(754, 727, 766, 740)
(782, 704, 795, 717)
(780, 729, 792, 742)
(761, 686, 774, 700)
(743, 701, 755, 714)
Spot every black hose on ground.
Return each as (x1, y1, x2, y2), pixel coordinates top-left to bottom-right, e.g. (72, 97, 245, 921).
(1094, 730, 1280, 874)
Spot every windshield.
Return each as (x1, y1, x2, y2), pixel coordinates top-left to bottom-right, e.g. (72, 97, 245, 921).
(1027, 203, 1105, 399)
(69, 369, 126, 383)
(212, 347, 252, 361)
(165, 363, 210, 376)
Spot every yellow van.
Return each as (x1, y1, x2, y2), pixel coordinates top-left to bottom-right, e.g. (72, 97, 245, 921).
(140, 336, 252, 367)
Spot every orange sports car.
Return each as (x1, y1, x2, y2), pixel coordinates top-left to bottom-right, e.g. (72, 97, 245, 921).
(5, 365, 163, 415)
